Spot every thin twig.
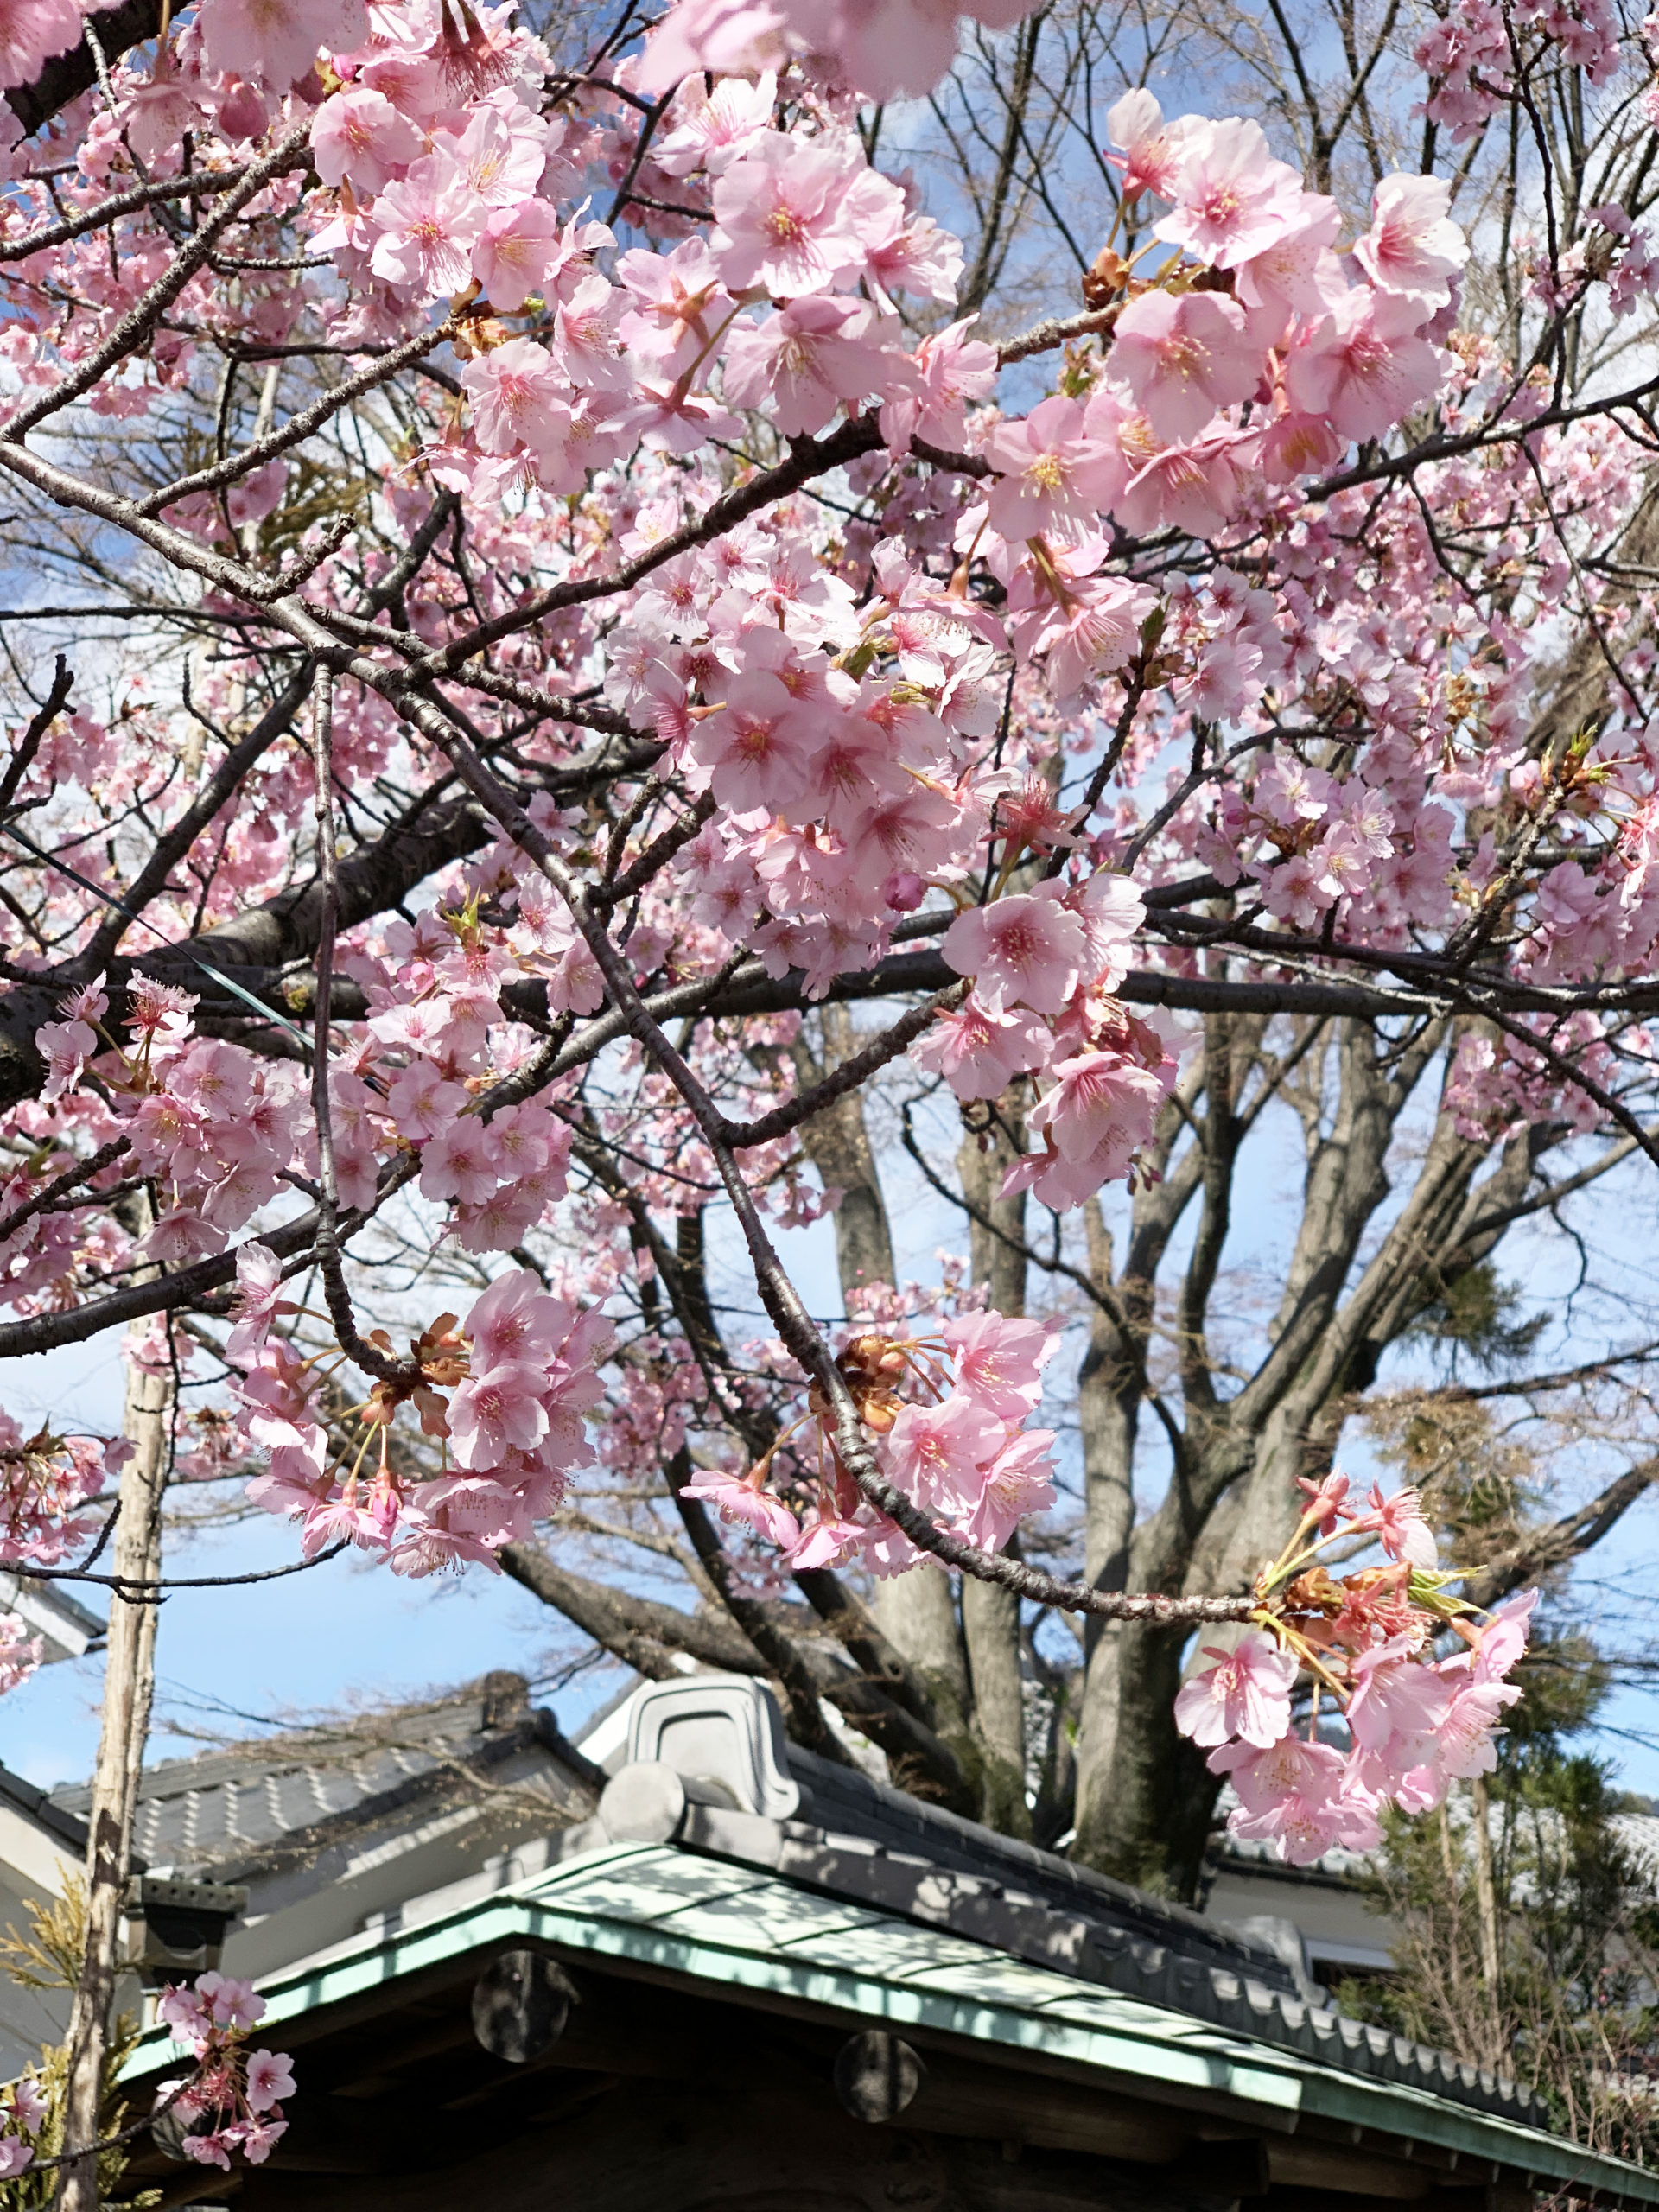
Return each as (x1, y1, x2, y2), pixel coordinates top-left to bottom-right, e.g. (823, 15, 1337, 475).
(0, 654, 73, 814)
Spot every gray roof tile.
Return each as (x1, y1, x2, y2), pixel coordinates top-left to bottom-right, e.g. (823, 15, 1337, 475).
(52, 1670, 592, 1880)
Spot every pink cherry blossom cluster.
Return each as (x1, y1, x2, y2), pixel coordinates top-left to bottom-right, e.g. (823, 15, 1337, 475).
(1444, 1014, 1637, 1141)
(1516, 202, 1659, 321)
(429, 101, 971, 479)
(926, 875, 1182, 1205)
(1173, 1471, 1537, 1864)
(0, 1064, 127, 1305)
(48, 976, 313, 1270)
(685, 1306, 1058, 1572)
(0, 1411, 123, 1569)
(1092, 95, 1464, 501)
(1417, 0, 1621, 142)
(637, 0, 1041, 101)
(0, 2074, 47, 2181)
(47, 22, 1462, 1278)
(311, 34, 594, 339)
(155, 1971, 295, 2171)
(591, 523, 1007, 1001)
(231, 1255, 612, 1574)
(36, 914, 578, 1264)
(1196, 748, 1455, 939)
(296, 37, 1465, 734)
(0, 1611, 41, 1695)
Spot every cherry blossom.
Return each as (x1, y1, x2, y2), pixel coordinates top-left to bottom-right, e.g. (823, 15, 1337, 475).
(884, 1392, 1007, 1511)
(310, 88, 423, 192)
(983, 397, 1121, 542)
(939, 1311, 1054, 1415)
(157, 1972, 295, 2168)
(1105, 88, 1201, 203)
(941, 888, 1087, 1014)
(711, 132, 864, 296)
(910, 993, 1050, 1099)
(1174, 1632, 1298, 1749)
(682, 1466, 804, 1546)
(1213, 1736, 1383, 1864)
(1150, 118, 1306, 268)
(963, 1429, 1058, 1548)
(370, 157, 483, 300)
(1349, 1480, 1439, 1569)
(1107, 289, 1261, 441)
(226, 1243, 297, 1365)
(200, 0, 365, 86)
(1287, 289, 1446, 440)
(639, 0, 1044, 101)
(0, 1612, 41, 1695)
(1174, 1468, 1537, 1860)
(0, 0, 87, 91)
(1353, 175, 1470, 309)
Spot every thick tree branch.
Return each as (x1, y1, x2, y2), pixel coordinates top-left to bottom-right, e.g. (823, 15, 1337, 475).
(1462, 1459, 1659, 1610)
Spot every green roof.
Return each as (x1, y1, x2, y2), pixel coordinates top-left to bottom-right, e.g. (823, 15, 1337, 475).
(129, 1838, 1659, 2206)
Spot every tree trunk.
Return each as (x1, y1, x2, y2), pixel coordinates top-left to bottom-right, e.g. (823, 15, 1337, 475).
(57, 1334, 169, 2212)
(791, 1005, 897, 1299)
(1071, 1198, 1161, 1878)
(1075, 1023, 1460, 1897)
(1073, 1611, 1204, 1894)
(789, 1020, 978, 1793)
(962, 1575, 1028, 1834)
(957, 1106, 1029, 1834)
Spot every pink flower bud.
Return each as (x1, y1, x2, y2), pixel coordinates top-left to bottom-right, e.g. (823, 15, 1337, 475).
(882, 870, 926, 911)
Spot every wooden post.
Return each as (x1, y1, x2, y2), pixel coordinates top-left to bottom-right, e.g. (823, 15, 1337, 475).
(54, 1332, 169, 2212)
(1471, 1771, 1503, 2069)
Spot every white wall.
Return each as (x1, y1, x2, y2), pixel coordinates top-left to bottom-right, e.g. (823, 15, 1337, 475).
(1205, 1863, 1398, 1977)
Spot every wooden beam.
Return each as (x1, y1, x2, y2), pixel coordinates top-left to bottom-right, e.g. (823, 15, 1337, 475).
(1268, 2138, 1437, 2197)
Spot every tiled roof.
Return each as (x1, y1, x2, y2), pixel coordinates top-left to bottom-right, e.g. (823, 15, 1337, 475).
(6, 1662, 1552, 2139)
(48, 1670, 599, 1881)
(786, 1744, 1305, 1993)
(610, 1783, 1551, 2133)
(1209, 1831, 1375, 1883)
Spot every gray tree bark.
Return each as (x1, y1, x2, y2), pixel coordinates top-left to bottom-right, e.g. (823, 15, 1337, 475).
(791, 1014, 977, 1800)
(958, 1100, 1031, 1836)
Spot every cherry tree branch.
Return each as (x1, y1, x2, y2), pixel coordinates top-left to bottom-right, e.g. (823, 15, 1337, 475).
(0, 1136, 131, 1246)
(83, 659, 317, 968)
(0, 162, 272, 263)
(713, 983, 969, 1151)
(423, 704, 1255, 1626)
(135, 316, 461, 523)
(303, 665, 424, 1389)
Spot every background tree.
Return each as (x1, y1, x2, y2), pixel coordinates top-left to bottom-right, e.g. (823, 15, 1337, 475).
(1339, 1638, 1659, 2163)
